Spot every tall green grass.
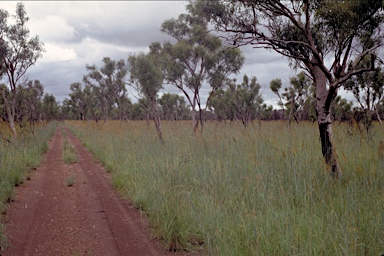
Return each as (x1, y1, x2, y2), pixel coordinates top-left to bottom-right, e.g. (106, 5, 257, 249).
(67, 120, 384, 255)
(0, 121, 58, 250)
(0, 122, 58, 213)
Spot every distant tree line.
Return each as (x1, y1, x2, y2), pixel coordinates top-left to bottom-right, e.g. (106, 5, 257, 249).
(59, 67, 384, 128)
(1, 64, 383, 134)
(2, 67, 382, 134)
(0, 80, 59, 123)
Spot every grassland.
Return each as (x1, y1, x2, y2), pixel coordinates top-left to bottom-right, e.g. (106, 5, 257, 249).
(66, 120, 384, 255)
(0, 121, 57, 248)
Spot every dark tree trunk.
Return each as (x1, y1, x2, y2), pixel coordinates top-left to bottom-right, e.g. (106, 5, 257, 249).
(375, 104, 382, 126)
(153, 113, 164, 143)
(151, 98, 164, 143)
(198, 107, 204, 131)
(318, 122, 341, 178)
(146, 112, 150, 126)
(314, 67, 342, 178)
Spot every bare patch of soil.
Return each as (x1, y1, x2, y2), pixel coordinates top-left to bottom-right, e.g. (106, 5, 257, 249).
(1, 127, 191, 256)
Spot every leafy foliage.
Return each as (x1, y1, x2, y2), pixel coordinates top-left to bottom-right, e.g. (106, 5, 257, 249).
(83, 57, 127, 123)
(0, 3, 44, 136)
(128, 48, 165, 141)
(160, 4, 244, 130)
(195, 0, 384, 177)
(227, 75, 264, 127)
(159, 93, 189, 121)
(344, 57, 384, 131)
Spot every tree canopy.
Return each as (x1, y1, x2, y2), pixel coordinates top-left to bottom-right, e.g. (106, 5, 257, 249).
(83, 57, 127, 123)
(195, 0, 384, 178)
(160, 3, 244, 131)
(128, 47, 165, 141)
(0, 3, 44, 137)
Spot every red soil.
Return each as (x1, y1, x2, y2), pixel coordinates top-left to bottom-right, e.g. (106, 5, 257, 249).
(2, 127, 191, 256)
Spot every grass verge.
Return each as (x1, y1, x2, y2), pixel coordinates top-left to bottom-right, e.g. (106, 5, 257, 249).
(0, 121, 58, 250)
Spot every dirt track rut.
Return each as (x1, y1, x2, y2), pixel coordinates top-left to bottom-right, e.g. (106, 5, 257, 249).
(2, 127, 165, 256)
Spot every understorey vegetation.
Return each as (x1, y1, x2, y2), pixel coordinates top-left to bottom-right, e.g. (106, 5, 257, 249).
(68, 120, 384, 255)
(0, 121, 57, 248)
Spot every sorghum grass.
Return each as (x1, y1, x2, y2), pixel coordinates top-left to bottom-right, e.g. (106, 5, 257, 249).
(67, 120, 384, 255)
(0, 121, 58, 249)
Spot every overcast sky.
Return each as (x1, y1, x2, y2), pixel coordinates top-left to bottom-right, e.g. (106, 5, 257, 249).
(1, 1, 305, 107)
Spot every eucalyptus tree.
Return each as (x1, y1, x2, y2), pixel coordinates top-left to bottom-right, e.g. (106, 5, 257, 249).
(13, 85, 29, 125)
(0, 3, 44, 137)
(42, 93, 58, 121)
(128, 48, 164, 141)
(61, 99, 76, 120)
(68, 83, 88, 121)
(331, 96, 353, 123)
(159, 93, 188, 121)
(0, 84, 7, 121)
(260, 104, 274, 121)
(169, 94, 190, 121)
(66, 83, 99, 121)
(196, 0, 384, 178)
(344, 58, 384, 130)
(115, 93, 132, 121)
(160, 4, 244, 131)
(207, 88, 232, 122)
(379, 99, 384, 118)
(287, 72, 314, 123)
(159, 93, 178, 121)
(131, 101, 147, 121)
(86, 85, 103, 122)
(228, 75, 264, 127)
(83, 57, 127, 123)
(270, 78, 285, 113)
(272, 72, 314, 126)
(20, 80, 44, 126)
(208, 76, 265, 124)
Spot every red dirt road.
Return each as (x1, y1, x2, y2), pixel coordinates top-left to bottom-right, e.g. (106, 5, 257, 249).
(2, 127, 181, 256)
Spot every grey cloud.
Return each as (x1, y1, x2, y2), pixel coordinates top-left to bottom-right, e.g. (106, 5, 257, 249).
(56, 2, 185, 48)
(29, 61, 87, 103)
(74, 24, 173, 50)
(2, 1, 300, 108)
